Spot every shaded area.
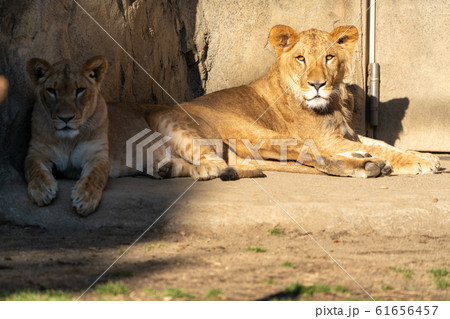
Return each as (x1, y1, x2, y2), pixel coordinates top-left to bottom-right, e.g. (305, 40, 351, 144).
(0, 161, 449, 299)
(376, 97, 410, 145)
(0, 0, 201, 184)
(348, 84, 410, 145)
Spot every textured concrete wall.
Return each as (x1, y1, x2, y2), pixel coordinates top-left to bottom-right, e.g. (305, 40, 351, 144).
(193, 0, 367, 134)
(195, 0, 365, 93)
(375, 0, 450, 151)
(0, 0, 368, 183)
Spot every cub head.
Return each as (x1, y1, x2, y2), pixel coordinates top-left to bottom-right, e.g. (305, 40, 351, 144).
(270, 25, 358, 111)
(26, 56, 108, 138)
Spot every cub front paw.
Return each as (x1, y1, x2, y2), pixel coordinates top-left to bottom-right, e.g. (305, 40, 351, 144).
(28, 177, 58, 206)
(71, 178, 103, 216)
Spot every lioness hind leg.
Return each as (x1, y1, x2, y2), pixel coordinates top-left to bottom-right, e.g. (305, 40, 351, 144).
(191, 153, 228, 180)
(158, 153, 229, 181)
(315, 154, 393, 178)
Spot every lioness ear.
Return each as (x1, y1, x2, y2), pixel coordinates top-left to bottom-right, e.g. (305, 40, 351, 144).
(330, 26, 359, 54)
(26, 58, 53, 85)
(83, 56, 108, 85)
(269, 25, 298, 55)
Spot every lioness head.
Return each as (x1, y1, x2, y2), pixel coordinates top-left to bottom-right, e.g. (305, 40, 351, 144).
(270, 25, 358, 111)
(26, 56, 108, 138)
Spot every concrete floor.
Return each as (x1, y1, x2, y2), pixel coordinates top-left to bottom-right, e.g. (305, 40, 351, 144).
(1, 157, 449, 237)
(0, 156, 449, 300)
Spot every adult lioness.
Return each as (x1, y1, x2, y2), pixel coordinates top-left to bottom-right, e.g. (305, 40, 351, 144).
(145, 25, 440, 179)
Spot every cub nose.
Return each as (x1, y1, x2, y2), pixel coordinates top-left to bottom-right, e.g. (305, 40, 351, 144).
(57, 115, 75, 123)
(308, 81, 327, 91)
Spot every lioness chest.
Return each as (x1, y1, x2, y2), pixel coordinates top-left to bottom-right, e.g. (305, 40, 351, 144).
(47, 139, 106, 179)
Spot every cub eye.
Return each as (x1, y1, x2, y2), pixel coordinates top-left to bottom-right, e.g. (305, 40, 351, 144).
(326, 55, 335, 61)
(296, 55, 305, 62)
(46, 88, 56, 96)
(76, 88, 86, 96)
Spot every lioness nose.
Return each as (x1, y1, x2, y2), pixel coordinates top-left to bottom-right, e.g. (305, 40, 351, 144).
(57, 115, 75, 123)
(308, 81, 327, 91)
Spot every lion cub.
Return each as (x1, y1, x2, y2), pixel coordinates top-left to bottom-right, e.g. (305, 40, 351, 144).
(25, 56, 110, 216)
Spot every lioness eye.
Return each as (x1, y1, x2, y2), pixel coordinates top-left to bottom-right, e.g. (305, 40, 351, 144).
(326, 55, 334, 61)
(46, 88, 56, 96)
(76, 88, 86, 96)
(296, 55, 305, 62)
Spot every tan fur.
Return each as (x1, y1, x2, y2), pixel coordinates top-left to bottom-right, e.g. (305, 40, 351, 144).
(25, 56, 110, 216)
(145, 25, 440, 179)
(0, 76, 8, 104)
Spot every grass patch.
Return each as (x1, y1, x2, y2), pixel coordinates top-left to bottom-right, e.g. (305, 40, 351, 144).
(263, 278, 278, 285)
(389, 266, 413, 279)
(428, 268, 449, 289)
(163, 287, 194, 300)
(118, 249, 129, 256)
(405, 286, 414, 291)
(3, 256, 11, 261)
(145, 243, 166, 250)
(142, 288, 159, 296)
(2, 289, 73, 301)
(94, 281, 129, 296)
(245, 246, 266, 253)
(269, 226, 284, 235)
(284, 283, 330, 298)
(436, 279, 449, 289)
(205, 288, 224, 299)
(281, 261, 296, 268)
(334, 285, 350, 293)
(429, 268, 449, 278)
(381, 284, 393, 291)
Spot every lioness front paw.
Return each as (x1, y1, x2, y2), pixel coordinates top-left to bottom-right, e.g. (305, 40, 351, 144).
(395, 151, 441, 175)
(335, 152, 392, 178)
(71, 177, 103, 216)
(364, 159, 393, 177)
(28, 176, 58, 206)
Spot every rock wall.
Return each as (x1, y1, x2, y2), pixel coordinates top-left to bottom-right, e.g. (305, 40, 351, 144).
(0, 0, 367, 184)
(0, 0, 202, 183)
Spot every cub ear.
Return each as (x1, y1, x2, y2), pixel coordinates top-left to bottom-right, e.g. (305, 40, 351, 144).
(269, 25, 298, 55)
(330, 26, 359, 54)
(26, 58, 53, 85)
(83, 56, 108, 85)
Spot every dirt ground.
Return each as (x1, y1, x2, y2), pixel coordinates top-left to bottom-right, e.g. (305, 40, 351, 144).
(0, 156, 449, 301)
